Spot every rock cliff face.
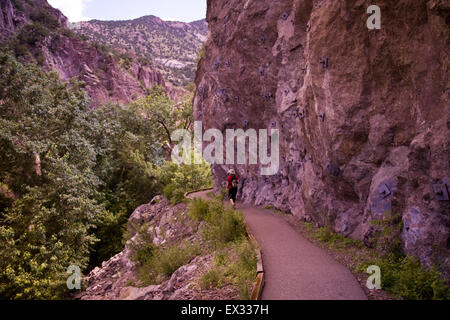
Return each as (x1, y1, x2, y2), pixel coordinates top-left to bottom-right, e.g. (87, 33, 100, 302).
(40, 35, 167, 106)
(194, 0, 449, 271)
(0, 0, 66, 38)
(0, 0, 168, 106)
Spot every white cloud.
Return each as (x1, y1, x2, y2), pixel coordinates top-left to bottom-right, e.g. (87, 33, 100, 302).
(48, 0, 92, 22)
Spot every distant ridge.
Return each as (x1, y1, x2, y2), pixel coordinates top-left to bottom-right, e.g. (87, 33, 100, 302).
(73, 16, 208, 88)
(0, 0, 173, 106)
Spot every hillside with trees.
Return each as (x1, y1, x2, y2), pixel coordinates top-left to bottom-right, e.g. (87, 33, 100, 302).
(0, 52, 212, 299)
(72, 16, 208, 89)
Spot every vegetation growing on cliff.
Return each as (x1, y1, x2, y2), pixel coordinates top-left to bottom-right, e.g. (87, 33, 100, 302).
(190, 198, 257, 299)
(296, 218, 450, 300)
(131, 231, 201, 286)
(119, 196, 258, 299)
(358, 254, 450, 300)
(73, 17, 208, 88)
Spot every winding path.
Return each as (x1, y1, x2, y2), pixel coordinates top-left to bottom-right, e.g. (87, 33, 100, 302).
(188, 190, 367, 300)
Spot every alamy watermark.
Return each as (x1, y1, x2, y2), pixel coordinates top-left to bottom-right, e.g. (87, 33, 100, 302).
(366, 265, 382, 290)
(66, 265, 81, 290)
(367, 5, 381, 30)
(171, 121, 280, 176)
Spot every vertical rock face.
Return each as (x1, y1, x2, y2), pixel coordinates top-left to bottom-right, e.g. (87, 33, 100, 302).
(39, 35, 167, 106)
(194, 0, 449, 270)
(0, 0, 18, 35)
(1, 0, 67, 38)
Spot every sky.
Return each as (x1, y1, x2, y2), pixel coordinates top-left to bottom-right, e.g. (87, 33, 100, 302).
(47, 0, 207, 23)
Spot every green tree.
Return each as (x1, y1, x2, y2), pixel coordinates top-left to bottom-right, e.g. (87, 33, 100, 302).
(0, 52, 101, 299)
(130, 86, 193, 154)
(158, 153, 213, 204)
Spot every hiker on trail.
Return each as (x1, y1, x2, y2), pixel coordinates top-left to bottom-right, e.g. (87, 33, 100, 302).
(226, 169, 239, 209)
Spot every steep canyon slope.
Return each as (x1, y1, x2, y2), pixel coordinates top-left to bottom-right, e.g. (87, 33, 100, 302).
(194, 0, 450, 272)
(0, 0, 167, 106)
(73, 16, 208, 88)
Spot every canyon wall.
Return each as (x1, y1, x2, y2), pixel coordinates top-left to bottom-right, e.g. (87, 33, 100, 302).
(194, 0, 449, 271)
(73, 16, 208, 88)
(0, 0, 167, 106)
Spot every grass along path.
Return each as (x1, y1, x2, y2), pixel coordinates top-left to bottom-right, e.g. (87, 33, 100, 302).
(189, 190, 367, 300)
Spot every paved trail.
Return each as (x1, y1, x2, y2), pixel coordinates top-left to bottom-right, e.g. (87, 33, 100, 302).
(188, 191, 367, 300)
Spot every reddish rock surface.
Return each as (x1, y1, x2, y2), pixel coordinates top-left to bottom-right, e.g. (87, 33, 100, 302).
(77, 196, 239, 300)
(194, 0, 449, 273)
(41, 36, 167, 106)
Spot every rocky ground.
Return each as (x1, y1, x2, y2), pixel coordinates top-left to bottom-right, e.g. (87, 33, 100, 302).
(76, 196, 240, 300)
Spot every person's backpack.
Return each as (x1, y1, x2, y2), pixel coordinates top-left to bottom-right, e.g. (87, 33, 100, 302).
(231, 175, 238, 188)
